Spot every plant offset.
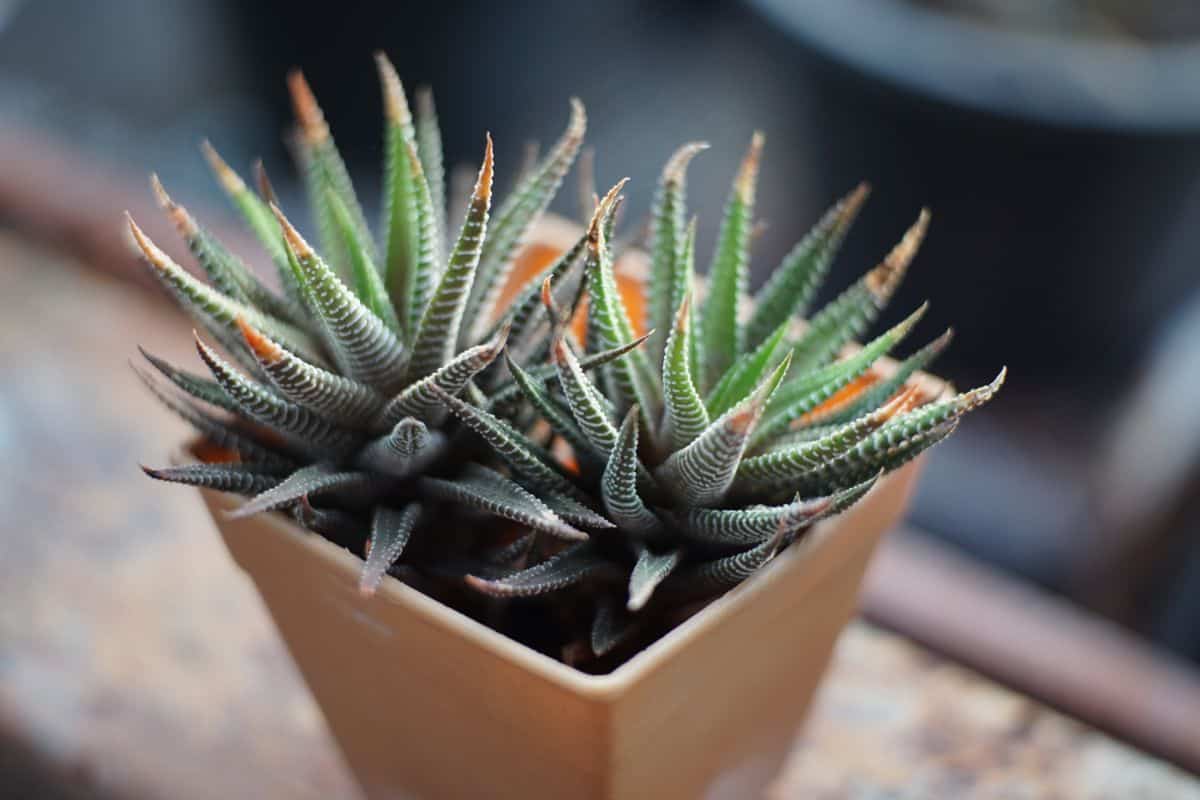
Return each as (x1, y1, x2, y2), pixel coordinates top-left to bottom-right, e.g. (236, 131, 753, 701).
(135, 54, 1003, 669)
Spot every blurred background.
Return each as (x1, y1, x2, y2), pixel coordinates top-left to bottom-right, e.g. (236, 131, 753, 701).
(3, 0, 1200, 794)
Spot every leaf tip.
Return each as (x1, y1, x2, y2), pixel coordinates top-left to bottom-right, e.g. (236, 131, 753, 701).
(286, 68, 329, 144)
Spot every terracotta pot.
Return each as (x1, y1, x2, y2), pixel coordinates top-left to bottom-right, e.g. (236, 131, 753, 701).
(186, 220, 948, 799)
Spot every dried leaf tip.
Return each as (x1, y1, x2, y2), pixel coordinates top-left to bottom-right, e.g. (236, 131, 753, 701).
(150, 174, 198, 236)
(476, 132, 495, 199)
(286, 69, 330, 144)
(268, 203, 315, 259)
(866, 208, 930, 303)
(199, 140, 246, 194)
(125, 213, 171, 270)
(837, 181, 872, 231)
(235, 316, 285, 363)
(587, 178, 630, 243)
(253, 160, 278, 205)
(663, 141, 709, 185)
(374, 52, 411, 126)
(566, 97, 587, 142)
(735, 131, 765, 202)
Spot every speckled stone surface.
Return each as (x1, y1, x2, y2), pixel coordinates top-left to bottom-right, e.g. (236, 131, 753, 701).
(2, 231, 1196, 799)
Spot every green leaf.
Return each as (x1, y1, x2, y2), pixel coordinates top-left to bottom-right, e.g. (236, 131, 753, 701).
(138, 347, 239, 414)
(504, 353, 598, 466)
(746, 182, 870, 344)
(553, 335, 619, 455)
(648, 142, 707, 362)
(327, 187, 401, 333)
(826, 329, 954, 425)
(414, 87, 446, 264)
(434, 385, 582, 500)
(359, 503, 423, 596)
(127, 215, 323, 365)
(194, 334, 362, 457)
(668, 522, 788, 596)
(583, 181, 661, 427)
(140, 462, 285, 496)
(420, 465, 587, 542)
(376, 53, 422, 334)
(756, 304, 927, 444)
(496, 234, 587, 356)
(660, 291, 709, 452)
(602, 409, 663, 538)
(657, 354, 789, 507)
(790, 369, 1005, 494)
(675, 493, 834, 548)
(705, 318, 790, 419)
(273, 205, 409, 394)
(627, 545, 682, 612)
(700, 132, 762, 387)
(407, 136, 494, 380)
(377, 322, 508, 427)
(789, 210, 928, 373)
(200, 141, 302, 306)
(465, 542, 617, 598)
(229, 462, 376, 519)
(287, 70, 375, 278)
(464, 99, 586, 342)
(235, 317, 386, 427)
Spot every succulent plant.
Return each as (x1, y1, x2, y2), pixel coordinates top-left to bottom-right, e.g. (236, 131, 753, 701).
(445, 138, 1004, 658)
(135, 56, 1002, 667)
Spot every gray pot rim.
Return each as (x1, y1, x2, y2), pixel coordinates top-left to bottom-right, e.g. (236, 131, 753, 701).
(751, 0, 1200, 134)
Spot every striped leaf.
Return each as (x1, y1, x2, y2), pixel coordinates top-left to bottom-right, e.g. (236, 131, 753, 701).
(465, 542, 617, 598)
(273, 205, 408, 394)
(746, 182, 870, 343)
(141, 462, 285, 496)
(790, 210, 928, 373)
(139, 347, 238, 414)
(287, 70, 375, 277)
(360, 503, 423, 596)
(826, 328, 954, 425)
(700, 133, 762, 387)
(327, 187, 400, 333)
(756, 303, 927, 444)
(464, 99, 586, 341)
(627, 545, 682, 611)
(602, 409, 663, 538)
(657, 354, 789, 508)
(229, 462, 376, 519)
(495, 233, 587, 356)
(420, 465, 587, 542)
(199, 141, 300, 305)
(127, 215, 322, 364)
(705, 317, 790, 419)
(194, 334, 362, 457)
(504, 353, 598, 466)
(376, 53, 422, 332)
(675, 493, 834, 548)
(648, 142, 707, 362)
(668, 521, 788, 596)
(407, 136, 493, 380)
(553, 336, 619, 455)
(660, 292, 709, 452)
(235, 317, 386, 427)
(377, 322, 508, 427)
(414, 87, 446, 265)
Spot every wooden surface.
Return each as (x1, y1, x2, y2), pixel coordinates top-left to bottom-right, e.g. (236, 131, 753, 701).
(1, 230, 1196, 799)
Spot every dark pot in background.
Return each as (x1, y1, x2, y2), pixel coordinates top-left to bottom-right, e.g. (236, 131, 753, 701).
(751, 0, 1200, 390)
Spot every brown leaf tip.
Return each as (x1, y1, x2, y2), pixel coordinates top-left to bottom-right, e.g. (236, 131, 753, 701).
(269, 203, 314, 259)
(374, 52, 411, 126)
(736, 131, 765, 203)
(587, 178, 630, 244)
(126, 213, 171, 271)
(566, 97, 588, 142)
(253, 160, 278, 205)
(866, 208, 929, 302)
(150, 174, 199, 237)
(837, 181, 872, 231)
(236, 316, 284, 364)
(663, 141, 709, 185)
(286, 69, 329, 144)
(475, 132, 495, 203)
(200, 140, 246, 194)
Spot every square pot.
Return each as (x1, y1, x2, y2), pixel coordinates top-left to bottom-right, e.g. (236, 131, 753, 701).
(195, 453, 925, 800)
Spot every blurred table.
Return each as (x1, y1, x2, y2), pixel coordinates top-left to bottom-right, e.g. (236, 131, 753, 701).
(1, 230, 1196, 799)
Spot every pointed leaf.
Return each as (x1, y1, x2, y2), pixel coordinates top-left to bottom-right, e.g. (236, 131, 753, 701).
(139, 347, 238, 413)
(657, 354, 789, 507)
(356, 417, 446, 477)
(628, 545, 682, 611)
(648, 142, 707, 362)
(414, 87, 446, 262)
(700, 132, 762, 386)
(602, 409, 663, 537)
(360, 504, 423, 596)
(746, 182, 870, 343)
(408, 136, 494, 379)
(661, 291, 709, 452)
(465, 542, 617, 598)
(273, 205, 408, 394)
(705, 317, 790, 419)
(465, 99, 587, 340)
(790, 210, 928, 373)
(141, 462, 284, 496)
(826, 329, 954, 425)
(676, 493, 834, 548)
(327, 187, 401, 333)
(420, 465, 587, 542)
(376, 53, 422, 335)
(229, 463, 376, 519)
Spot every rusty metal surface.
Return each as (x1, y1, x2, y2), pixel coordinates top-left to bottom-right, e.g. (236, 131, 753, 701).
(1, 230, 1196, 798)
